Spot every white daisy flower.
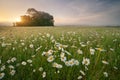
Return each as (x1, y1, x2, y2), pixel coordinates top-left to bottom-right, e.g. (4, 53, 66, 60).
(103, 72, 108, 77)
(10, 70, 16, 76)
(38, 67, 43, 72)
(82, 57, 90, 66)
(33, 69, 36, 72)
(52, 62, 63, 69)
(21, 42, 25, 46)
(11, 57, 17, 62)
(74, 60, 79, 66)
(29, 44, 34, 48)
(21, 61, 27, 65)
(60, 56, 67, 62)
(1, 43, 6, 47)
(1, 65, 6, 71)
(77, 49, 83, 54)
(47, 55, 54, 62)
(0, 72, 5, 79)
(42, 72, 46, 78)
(90, 48, 95, 55)
(27, 59, 32, 63)
(77, 75, 82, 80)
(7, 60, 11, 63)
(8, 65, 14, 69)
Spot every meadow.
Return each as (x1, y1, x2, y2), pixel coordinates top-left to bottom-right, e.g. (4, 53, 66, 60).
(0, 26, 120, 80)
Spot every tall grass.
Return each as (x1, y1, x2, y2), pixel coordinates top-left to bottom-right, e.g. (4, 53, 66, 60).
(0, 26, 120, 80)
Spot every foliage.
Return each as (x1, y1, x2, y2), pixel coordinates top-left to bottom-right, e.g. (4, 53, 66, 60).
(16, 8, 54, 26)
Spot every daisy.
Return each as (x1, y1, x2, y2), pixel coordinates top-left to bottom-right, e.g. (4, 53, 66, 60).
(82, 57, 90, 66)
(103, 72, 108, 77)
(90, 48, 95, 55)
(77, 49, 83, 54)
(11, 57, 17, 62)
(42, 72, 46, 78)
(0, 72, 5, 79)
(39, 67, 43, 72)
(29, 44, 34, 48)
(1, 65, 6, 71)
(77, 75, 82, 80)
(10, 70, 16, 76)
(47, 55, 54, 62)
(21, 61, 27, 65)
(27, 59, 32, 63)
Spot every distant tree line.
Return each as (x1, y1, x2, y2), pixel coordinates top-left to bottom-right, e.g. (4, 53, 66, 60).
(16, 8, 54, 26)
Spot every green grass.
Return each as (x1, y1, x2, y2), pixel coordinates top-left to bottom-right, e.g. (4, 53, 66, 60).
(0, 26, 120, 80)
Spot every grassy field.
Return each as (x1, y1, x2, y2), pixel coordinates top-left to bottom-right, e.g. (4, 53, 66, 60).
(0, 26, 120, 80)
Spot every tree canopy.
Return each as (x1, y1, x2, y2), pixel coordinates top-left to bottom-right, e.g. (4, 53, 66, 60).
(16, 8, 54, 26)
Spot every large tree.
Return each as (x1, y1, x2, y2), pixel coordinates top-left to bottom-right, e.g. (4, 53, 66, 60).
(16, 8, 54, 26)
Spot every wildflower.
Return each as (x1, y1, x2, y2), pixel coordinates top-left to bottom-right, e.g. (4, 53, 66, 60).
(29, 44, 34, 48)
(102, 60, 109, 65)
(47, 49, 53, 55)
(0, 72, 5, 79)
(33, 69, 36, 72)
(7, 60, 11, 63)
(90, 48, 95, 55)
(8, 65, 14, 69)
(80, 70, 85, 76)
(21, 61, 27, 65)
(82, 57, 90, 66)
(42, 72, 46, 78)
(60, 52, 65, 58)
(11, 57, 17, 62)
(1, 43, 6, 47)
(77, 49, 83, 54)
(47, 55, 54, 62)
(27, 59, 32, 63)
(21, 42, 25, 46)
(68, 59, 75, 66)
(46, 33, 50, 37)
(65, 61, 69, 66)
(81, 44, 86, 47)
(57, 70, 60, 73)
(60, 56, 67, 62)
(103, 72, 108, 77)
(52, 62, 63, 69)
(95, 48, 105, 52)
(30, 64, 33, 66)
(39, 67, 43, 72)
(12, 47, 15, 51)
(10, 70, 16, 76)
(42, 51, 52, 57)
(77, 75, 82, 80)
(74, 60, 79, 66)
(1, 65, 6, 71)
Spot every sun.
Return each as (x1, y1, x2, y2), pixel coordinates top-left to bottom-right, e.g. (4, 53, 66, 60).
(16, 18, 21, 22)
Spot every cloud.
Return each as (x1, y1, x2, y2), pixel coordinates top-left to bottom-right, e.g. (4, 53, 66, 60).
(0, 0, 120, 25)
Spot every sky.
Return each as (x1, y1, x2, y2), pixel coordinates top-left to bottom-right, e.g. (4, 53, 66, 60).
(0, 0, 120, 26)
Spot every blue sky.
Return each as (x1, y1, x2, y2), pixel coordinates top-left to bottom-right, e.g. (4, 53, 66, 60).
(0, 0, 120, 26)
